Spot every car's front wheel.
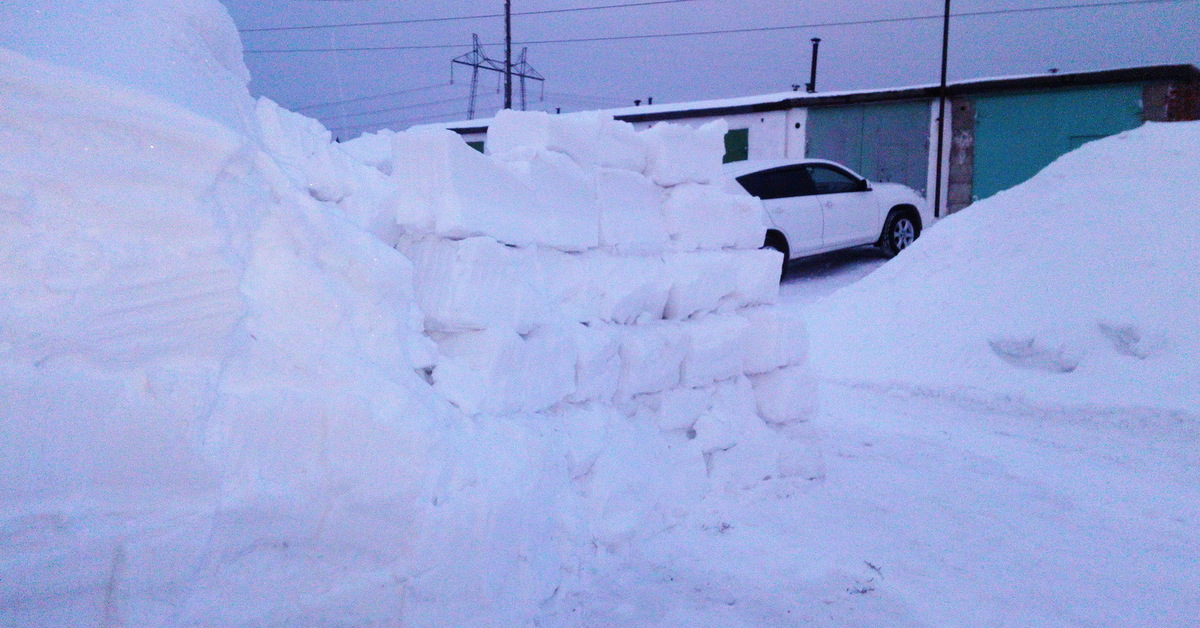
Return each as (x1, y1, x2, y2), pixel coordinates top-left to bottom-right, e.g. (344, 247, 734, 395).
(880, 209, 920, 258)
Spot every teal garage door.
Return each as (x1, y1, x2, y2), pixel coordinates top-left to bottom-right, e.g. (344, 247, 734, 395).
(973, 84, 1143, 201)
(806, 100, 932, 195)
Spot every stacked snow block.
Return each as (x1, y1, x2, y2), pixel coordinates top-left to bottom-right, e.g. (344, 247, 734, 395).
(372, 110, 816, 427)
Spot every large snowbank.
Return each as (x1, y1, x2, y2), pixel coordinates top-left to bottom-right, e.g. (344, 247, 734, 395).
(0, 1, 257, 136)
(0, 2, 817, 624)
(808, 121, 1200, 415)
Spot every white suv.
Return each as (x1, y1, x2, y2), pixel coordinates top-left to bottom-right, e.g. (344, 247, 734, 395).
(724, 159, 931, 274)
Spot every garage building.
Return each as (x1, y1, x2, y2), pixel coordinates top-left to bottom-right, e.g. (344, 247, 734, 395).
(445, 64, 1199, 217)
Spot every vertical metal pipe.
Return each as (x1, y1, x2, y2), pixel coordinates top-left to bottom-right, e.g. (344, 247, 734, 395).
(933, 0, 951, 218)
(806, 38, 821, 93)
(504, 0, 513, 110)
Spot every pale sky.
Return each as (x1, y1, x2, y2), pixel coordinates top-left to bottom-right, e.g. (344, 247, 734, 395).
(222, 0, 1200, 138)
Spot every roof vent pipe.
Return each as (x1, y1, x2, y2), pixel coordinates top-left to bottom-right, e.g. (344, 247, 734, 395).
(806, 38, 821, 93)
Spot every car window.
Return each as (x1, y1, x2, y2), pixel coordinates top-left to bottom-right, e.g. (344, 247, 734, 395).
(736, 166, 814, 200)
(735, 171, 773, 199)
(805, 164, 863, 194)
(767, 167, 813, 198)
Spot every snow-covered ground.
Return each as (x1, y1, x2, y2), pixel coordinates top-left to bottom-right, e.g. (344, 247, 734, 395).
(562, 245, 1200, 625)
(2, 1, 1198, 626)
(778, 247, 889, 309)
(561, 380, 1200, 625)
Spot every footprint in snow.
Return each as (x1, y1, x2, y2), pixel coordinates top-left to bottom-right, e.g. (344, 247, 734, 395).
(1098, 322, 1155, 359)
(988, 337, 1079, 373)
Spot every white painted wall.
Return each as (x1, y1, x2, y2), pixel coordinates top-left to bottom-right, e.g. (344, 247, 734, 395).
(785, 108, 807, 159)
(454, 106, 818, 167)
(628, 110, 794, 162)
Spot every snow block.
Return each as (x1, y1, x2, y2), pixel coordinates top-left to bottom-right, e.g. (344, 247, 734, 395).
(635, 385, 715, 432)
(598, 255, 673, 324)
(727, 192, 770, 249)
(711, 374, 760, 421)
(389, 129, 599, 250)
(389, 128, 524, 235)
(643, 119, 727, 187)
(339, 128, 398, 175)
(662, 183, 766, 251)
(432, 324, 578, 416)
(596, 167, 670, 253)
(748, 364, 819, 426)
(731, 247, 783, 308)
(487, 109, 647, 172)
(594, 117, 650, 173)
(680, 314, 750, 388)
(531, 248, 589, 319)
(498, 148, 601, 252)
(690, 405, 739, 455)
(488, 109, 592, 165)
(538, 251, 671, 324)
(567, 322, 622, 404)
(738, 305, 809, 375)
(545, 403, 615, 482)
(663, 251, 740, 320)
(404, 236, 550, 334)
(616, 322, 690, 398)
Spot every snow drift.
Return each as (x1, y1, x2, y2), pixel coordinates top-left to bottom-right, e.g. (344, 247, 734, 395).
(0, 1, 257, 136)
(809, 121, 1200, 416)
(0, 2, 815, 625)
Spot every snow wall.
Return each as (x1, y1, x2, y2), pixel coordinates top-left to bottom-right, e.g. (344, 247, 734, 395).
(0, 3, 815, 625)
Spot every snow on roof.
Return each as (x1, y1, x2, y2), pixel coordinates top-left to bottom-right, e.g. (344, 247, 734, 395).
(436, 64, 1199, 133)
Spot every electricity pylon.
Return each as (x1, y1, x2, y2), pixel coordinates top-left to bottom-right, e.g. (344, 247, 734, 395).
(451, 34, 544, 119)
(512, 47, 545, 111)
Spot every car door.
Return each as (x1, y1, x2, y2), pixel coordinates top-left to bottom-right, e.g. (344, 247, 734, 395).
(737, 166, 823, 256)
(805, 163, 878, 248)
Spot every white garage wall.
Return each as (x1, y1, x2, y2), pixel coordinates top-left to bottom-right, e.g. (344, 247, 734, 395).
(628, 110, 794, 162)
(455, 108, 810, 164)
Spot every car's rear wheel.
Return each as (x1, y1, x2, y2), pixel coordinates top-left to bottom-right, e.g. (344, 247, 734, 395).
(880, 210, 920, 258)
(763, 231, 789, 280)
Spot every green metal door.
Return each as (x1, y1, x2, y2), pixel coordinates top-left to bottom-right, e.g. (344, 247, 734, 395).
(806, 101, 931, 194)
(724, 128, 749, 163)
(972, 84, 1143, 201)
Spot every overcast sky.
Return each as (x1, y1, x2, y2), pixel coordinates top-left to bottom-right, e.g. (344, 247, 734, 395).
(222, 0, 1200, 138)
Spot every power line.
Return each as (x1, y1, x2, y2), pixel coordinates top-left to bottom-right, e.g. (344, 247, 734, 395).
(327, 103, 493, 133)
(244, 0, 1197, 53)
(294, 81, 454, 111)
(544, 90, 631, 104)
(240, 0, 705, 33)
(317, 95, 472, 121)
(248, 41, 461, 53)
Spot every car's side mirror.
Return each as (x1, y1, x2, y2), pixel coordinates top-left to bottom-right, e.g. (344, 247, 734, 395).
(860, 179, 872, 192)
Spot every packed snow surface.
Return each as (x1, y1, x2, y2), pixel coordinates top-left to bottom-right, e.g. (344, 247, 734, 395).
(3, 1, 1199, 625)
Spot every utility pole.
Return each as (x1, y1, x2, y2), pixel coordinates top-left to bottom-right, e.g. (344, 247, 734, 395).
(505, 0, 513, 109)
(933, 0, 951, 218)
